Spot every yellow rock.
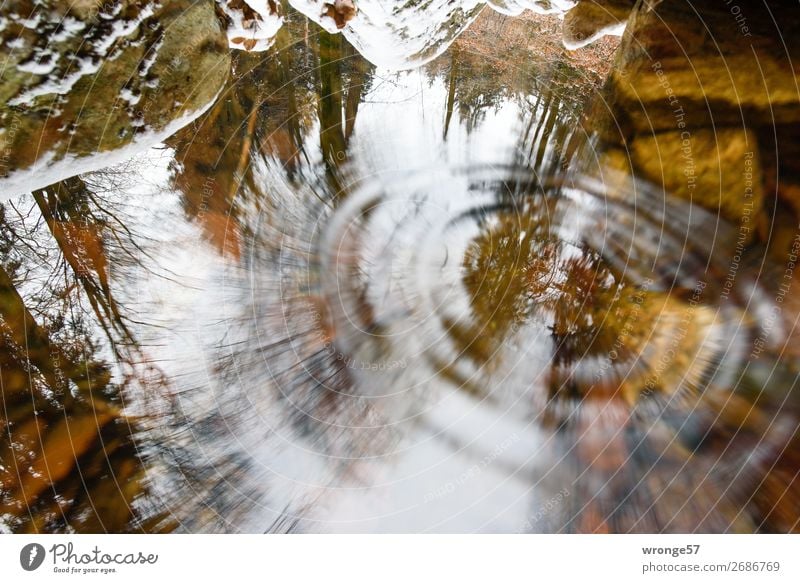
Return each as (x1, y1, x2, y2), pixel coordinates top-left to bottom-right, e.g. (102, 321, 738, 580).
(631, 128, 764, 227)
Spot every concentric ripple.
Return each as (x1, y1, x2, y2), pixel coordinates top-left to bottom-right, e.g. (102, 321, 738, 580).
(321, 167, 766, 408)
(311, 166, 799, 532)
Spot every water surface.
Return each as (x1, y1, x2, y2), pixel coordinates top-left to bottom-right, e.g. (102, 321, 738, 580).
(1, 5, 798, 533)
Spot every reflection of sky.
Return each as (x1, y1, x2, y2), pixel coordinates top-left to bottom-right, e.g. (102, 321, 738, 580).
(353, 68, 525, 173)
(15, 53, 572, 532)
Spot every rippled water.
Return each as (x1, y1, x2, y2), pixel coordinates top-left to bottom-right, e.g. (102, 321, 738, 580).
(1, 5, 798, 533)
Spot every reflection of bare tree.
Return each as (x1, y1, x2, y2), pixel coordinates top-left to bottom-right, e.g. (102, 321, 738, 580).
(459, 188, 672, 390)
(318, 31, 347, 184)
(344, 43, 372, 143)
(429, 15, 599, 175)
(457, 185, 800, 534)
(31, 179, 134, 361)
(0, 201, 155, 532)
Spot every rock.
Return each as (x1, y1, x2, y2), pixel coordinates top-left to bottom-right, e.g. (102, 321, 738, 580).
(562, 0, 634, 50)
(609, 53, 800, 131)
(325, 0, 357, 30)
(630, 128, 764, 228)
(606, 0, 800, 132)
(0, 0, 230, 196)
(586, 0, 800, 249)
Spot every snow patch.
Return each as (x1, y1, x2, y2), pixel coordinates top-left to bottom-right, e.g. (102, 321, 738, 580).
(563, 19, 626, 50)
(218, 0, 283, 52)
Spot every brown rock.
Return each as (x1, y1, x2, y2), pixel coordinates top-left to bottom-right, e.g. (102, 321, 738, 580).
(606, 0, 800, 133)
(563, 0, 635, 49)
(631, 128, 764, 227)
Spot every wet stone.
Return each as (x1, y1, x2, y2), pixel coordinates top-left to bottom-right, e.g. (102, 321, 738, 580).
(589, 0, 800, 250)
(630, 128, 765, 228)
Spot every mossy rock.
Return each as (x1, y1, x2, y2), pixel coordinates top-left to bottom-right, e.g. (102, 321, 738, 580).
(0, 0, 230, 195)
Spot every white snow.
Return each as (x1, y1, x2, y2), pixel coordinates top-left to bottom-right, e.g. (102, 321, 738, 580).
(286, 0, 577, 69)
(94, 3, 156, 55)
(5, 37, 26, 50)
(15, 54, 56, 75)
(9, 56, 101, 106)
(119, 87, 141, 105)
(563, 19, 626, 50)
(51, 16, 86, 42)
(218, 0, 284, 52)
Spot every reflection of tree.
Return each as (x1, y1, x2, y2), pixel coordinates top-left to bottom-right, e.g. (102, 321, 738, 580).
(460, 195, 558, 362)
(464, 200, 550, 328)
(318, 31, 347, 185)
(168, 7, 592, 257)
(31, 179, 135, 362)
(429, 14, 600, 175)
(0, 197, 156, 533)
(549, 251, 653, 366)
(460, 192, 660, 371)
(167, 8, 376, 255)
(317, 31, 374, 192)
